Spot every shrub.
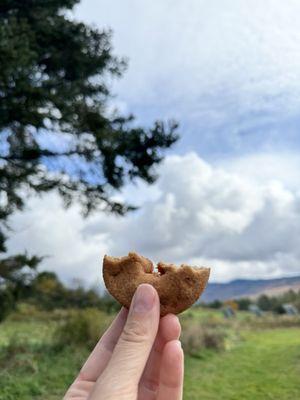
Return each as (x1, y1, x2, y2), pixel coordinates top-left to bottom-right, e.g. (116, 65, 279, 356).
(235, 298, 252, 311)
(247, 314, 300, 329)
(202, 329, 226, 350)
(53, 308, 111, 349)
(2, 336, 29, 358)
(202, 300, 223, 309)
(0, 333, 39, 374)
(201, 314, 229, 329)
(181, 324, 203, 356)
(7, 303, 46, 322)
(181, 323, 226, 357)
(0, 288, 15, 322)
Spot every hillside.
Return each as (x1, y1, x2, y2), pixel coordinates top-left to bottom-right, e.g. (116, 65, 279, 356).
(201, 275, 300, 302)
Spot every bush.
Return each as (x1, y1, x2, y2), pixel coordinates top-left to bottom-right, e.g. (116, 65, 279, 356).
(235, 298, 252, 311)
(200, 314, 229, 329)
(2, 336, 29, 358)
(53, 308, 112, 349)
(6, 303, 47, 322)
(181, 324, 202, 356)
(98, 293, 121, 315)
(0, 288, 15, 322)
(0, 333, 39, 374)
(181, 323, 226, 357)
(203, 300, 223, 309)
(202, 329, 226, 350)
(247, 314, 300, 329)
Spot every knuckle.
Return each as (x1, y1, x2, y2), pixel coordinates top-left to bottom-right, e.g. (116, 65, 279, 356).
(120, 319, 149, 344)
(142, 376, 159, 392)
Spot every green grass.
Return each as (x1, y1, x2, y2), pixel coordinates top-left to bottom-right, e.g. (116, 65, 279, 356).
(0, 319, 88, 400)
(0, 309, 299, 399)
(0, 345, 88, 400)
(184, 328, 300, 400)
(0, 320, 56, 347)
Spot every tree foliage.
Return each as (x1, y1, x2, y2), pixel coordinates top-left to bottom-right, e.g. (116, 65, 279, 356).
(0, 0, 178, 302)
(1, 270, 120, 319)
(256, 290, 300, 313)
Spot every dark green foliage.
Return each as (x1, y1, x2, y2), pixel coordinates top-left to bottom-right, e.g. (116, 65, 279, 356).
(257, 294, 273, 311)
(27, 271, 118, 312)
(97, 291, 121, 314)
(0, 0, 178, 310)
(0, 287, 14, 321)
(256, 290, 300, 313)
(53, 308, 111, 349)
(235, 297, 252, 311)
(202, 299, 223, 309)
(0, 255, 42, 319)
(203, 290, 300, 314)
(0, 255, 41, 285)
(0, 0, 178, 218)
(0, 270, 120, 319)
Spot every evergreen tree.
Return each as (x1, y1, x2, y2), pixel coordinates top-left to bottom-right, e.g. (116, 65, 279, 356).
(0, 1, 178, 300)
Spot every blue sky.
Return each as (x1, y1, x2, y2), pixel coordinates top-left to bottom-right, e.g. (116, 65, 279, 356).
(74, 0, 300, 159)
(7, 0, 300, 286)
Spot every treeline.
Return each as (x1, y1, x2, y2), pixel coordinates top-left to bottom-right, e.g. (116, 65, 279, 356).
(203, 290, 300, 314)
(0, 271, 120, 321)
(2, 268, 300, 322)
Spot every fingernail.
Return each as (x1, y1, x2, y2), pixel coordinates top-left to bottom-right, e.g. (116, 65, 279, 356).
(132, 284, 156, 313)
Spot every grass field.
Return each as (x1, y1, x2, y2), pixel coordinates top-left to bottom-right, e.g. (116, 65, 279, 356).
(0, 307, 299, 400)
(184, 329, 300, 400)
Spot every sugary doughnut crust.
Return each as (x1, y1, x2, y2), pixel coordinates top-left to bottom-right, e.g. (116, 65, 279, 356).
(102, 252, 210, 316)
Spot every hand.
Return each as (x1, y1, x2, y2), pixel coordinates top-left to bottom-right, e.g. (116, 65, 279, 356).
(64, 284, 183, 400)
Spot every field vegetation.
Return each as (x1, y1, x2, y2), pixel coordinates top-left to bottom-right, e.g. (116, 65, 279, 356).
(1, 304, 299, 400)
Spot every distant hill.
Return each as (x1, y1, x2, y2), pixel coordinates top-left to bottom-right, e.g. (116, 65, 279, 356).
(200, 275, 300, 302)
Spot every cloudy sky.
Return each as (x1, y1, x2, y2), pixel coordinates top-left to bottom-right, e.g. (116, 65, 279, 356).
(8, 0, 300, 286)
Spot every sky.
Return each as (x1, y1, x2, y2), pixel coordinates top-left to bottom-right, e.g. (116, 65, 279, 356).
(8, 0, 300, 287)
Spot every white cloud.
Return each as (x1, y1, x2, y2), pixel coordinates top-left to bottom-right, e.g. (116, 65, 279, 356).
(75, 0, 300, 133)
(8, 152, 300, 285)
(7, 194, 114, 286)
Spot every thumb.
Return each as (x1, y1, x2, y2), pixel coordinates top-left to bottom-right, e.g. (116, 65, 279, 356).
(91, 284, 160, 398)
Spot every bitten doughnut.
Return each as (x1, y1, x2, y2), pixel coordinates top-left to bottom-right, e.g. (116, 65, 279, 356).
(102, 252, 210, 316)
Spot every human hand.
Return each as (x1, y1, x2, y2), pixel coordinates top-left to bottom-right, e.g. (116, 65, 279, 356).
(64, 284, 183, 400)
